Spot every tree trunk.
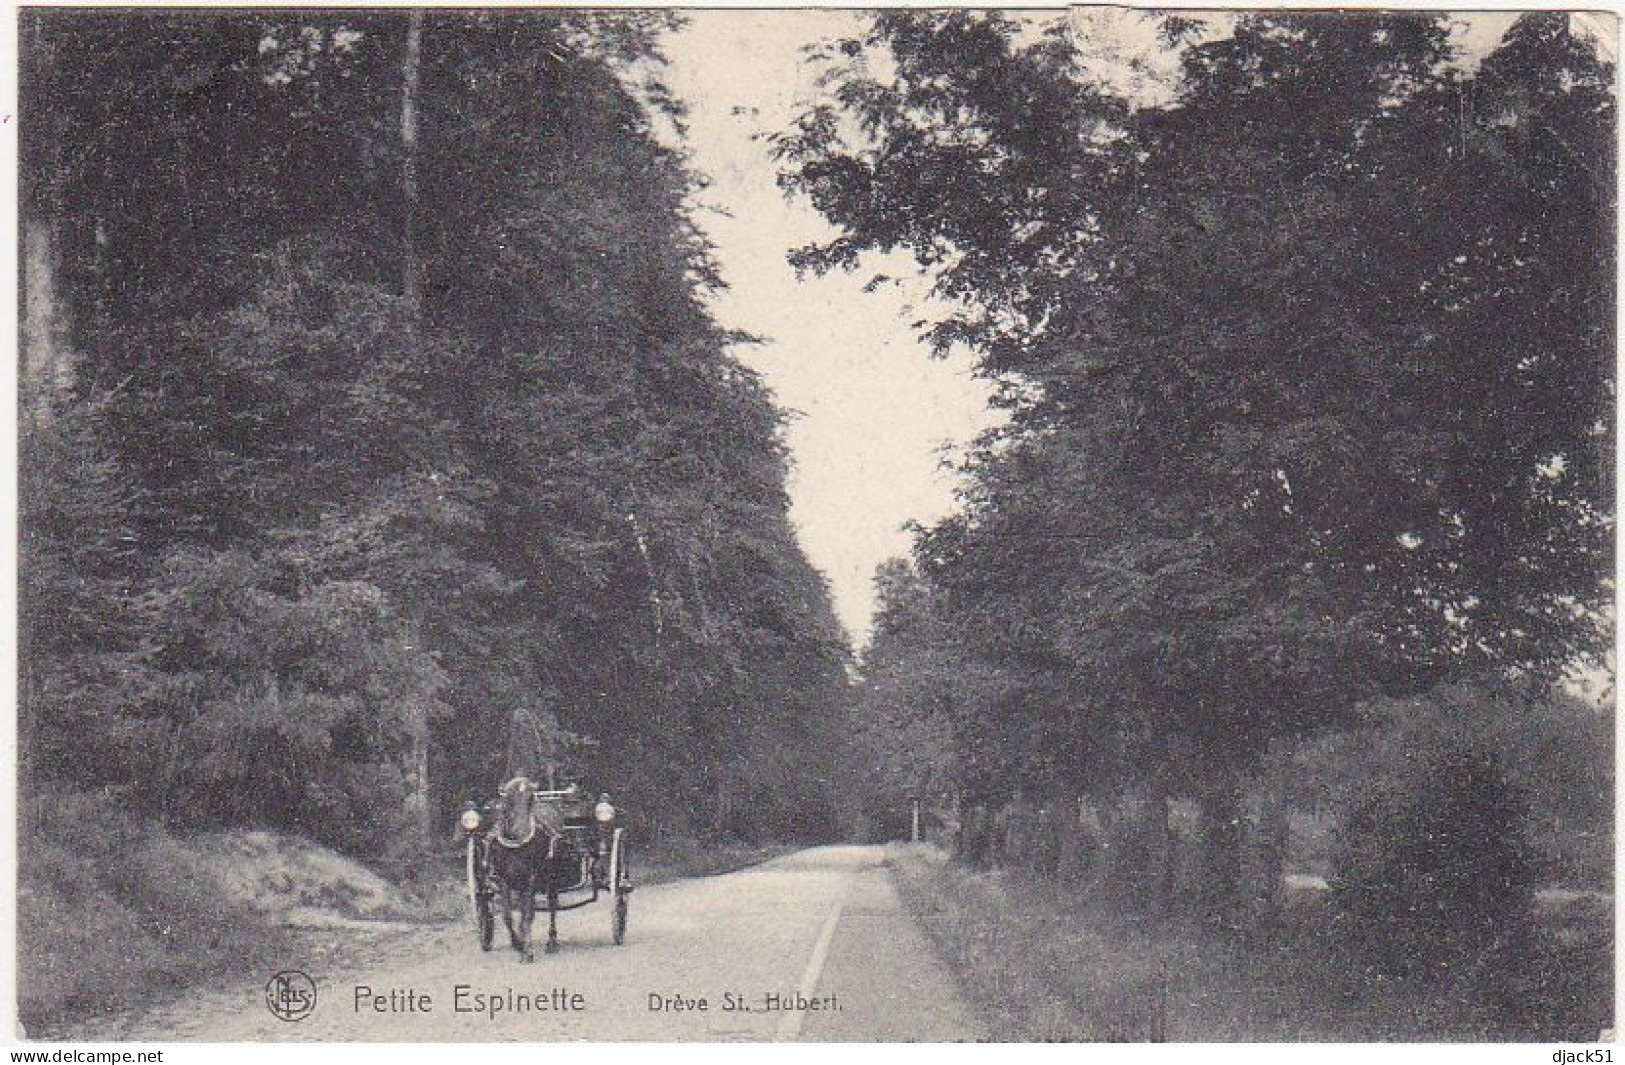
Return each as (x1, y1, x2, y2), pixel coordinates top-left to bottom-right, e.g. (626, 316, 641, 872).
(1056, 790, 1084, 884)
(1097, 791, 1127, 903)
(1149, 780, 1175, 915)
(1002, 791, 1026, 871)
(21, 11, 72, 422)
(396, 13, 430, 852)
(1251, 747, 1291, 928)
(961, 802, 991, 868)
(949, 792, 963, 855)
(1035, 798, 1055, 878)
(401, 10, 423, 306)
(711, 758, 731, 841)
(22, 221, 73, 420)
(404, 705, 431, 845)
(1198, 777, 1245, 926)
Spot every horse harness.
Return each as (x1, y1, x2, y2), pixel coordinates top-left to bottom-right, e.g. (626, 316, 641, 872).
(494, 776, 566, 855)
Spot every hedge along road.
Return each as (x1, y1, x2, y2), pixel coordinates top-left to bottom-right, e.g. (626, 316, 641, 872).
(75, 845, 986, 1042)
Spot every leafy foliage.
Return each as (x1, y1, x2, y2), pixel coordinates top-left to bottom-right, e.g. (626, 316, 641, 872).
(19, 386, 159, 787)
(1331, 729, 1538, 982)
(22, 9, 852, 855)
(783, 11, 1613, 817)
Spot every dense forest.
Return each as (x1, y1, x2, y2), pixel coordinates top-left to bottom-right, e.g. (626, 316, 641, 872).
(19, 10, 853, 868)
(789, 9, 1613, 1008)
(12, 6, 1618, 1042)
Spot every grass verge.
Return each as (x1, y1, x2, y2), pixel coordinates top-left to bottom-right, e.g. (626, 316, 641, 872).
(17, 789, 438, 1038)
(18, 797, 801, 1039)
(887, 844, 1612, 1042)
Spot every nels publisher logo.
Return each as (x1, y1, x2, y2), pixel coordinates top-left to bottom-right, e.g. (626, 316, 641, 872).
(266, 969, 318, 1022)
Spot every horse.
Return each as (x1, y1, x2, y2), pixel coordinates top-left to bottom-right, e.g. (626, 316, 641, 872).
(489, 776, 572, 961)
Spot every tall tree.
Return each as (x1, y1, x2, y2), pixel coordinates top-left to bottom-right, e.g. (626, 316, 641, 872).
(782, 11, 1613, 899)
(23, 9, 855, 856)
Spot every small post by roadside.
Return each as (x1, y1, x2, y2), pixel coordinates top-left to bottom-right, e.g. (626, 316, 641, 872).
(910, 796, 921, 843)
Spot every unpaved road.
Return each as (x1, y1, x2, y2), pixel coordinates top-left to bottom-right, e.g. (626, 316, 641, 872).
(76, 845, 985, 1042)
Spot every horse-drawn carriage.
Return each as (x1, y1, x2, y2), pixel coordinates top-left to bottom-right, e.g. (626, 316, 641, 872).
(460, 778, 631, 961)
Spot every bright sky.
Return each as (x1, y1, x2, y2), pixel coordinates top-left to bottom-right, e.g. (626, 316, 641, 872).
(657, 8, 1542, 647)
(662, 11, 1001, 647)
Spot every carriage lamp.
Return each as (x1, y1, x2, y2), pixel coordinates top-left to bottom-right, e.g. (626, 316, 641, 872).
(594, 794, 617, 865)
(460, 807, 483, 833)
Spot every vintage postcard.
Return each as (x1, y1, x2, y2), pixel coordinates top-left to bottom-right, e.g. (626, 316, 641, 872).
(9, 3, 1616, 1047)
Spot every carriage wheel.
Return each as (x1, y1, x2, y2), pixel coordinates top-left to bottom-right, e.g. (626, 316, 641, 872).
(612, 893, 629, 945)
(609, 830, 630, 945)
(467, 836, 495, 952)
(477, 892, 495, 952)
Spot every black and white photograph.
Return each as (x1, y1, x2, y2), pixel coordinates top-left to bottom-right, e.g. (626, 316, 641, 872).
(10, 3, 1617, 1046)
